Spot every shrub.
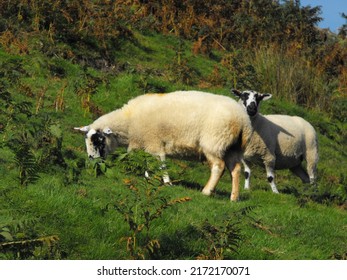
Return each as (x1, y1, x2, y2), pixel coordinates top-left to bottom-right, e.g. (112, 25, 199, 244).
(108, 175, 191, 260)
(247, 47, 334, 111)
(195, 206, 255, 260)
(0, 211, 61, 259)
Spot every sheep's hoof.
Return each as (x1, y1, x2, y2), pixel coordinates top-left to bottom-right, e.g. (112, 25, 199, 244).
(163, 175, 172, 185)
(201, 189, 212, 196)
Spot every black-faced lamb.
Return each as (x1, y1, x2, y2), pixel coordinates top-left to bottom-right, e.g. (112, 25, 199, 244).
(75, 91, 253, 201)
(232, 89, 318, 193)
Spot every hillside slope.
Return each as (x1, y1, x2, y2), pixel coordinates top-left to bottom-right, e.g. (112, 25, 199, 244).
(0, 29, 346, 260)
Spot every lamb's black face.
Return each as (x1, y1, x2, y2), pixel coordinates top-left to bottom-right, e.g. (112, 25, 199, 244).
(85, 129, 106, 159)
(232, 89, 272, 117)
(241, 91, 262, 117)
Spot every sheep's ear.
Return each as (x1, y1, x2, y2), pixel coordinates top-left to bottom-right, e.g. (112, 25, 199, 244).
(261, 93, 272, 101)
(103, 127, 113, 135)
(231, 89, 242, 98)
(74, 126, 90, 133)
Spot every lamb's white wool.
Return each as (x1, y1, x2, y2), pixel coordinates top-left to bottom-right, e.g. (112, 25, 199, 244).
(75, 91, 252, 201)
(232, 89, 319, 193)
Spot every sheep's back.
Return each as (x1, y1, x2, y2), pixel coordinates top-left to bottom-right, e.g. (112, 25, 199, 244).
(264, 115, 316, 168)
(124, 91, 250, 157)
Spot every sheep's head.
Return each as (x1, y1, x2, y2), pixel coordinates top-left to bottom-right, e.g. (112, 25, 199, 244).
(74, 126, 116, 159)
(232, 89, 272, 117)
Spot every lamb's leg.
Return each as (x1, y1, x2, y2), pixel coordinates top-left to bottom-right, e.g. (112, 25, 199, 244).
(242, 159, 251, 190)
(290, 165, 310, 183)
(224, 152, 242, 201)
(201, 155, 225, 196)
(265, 165, 279, 193)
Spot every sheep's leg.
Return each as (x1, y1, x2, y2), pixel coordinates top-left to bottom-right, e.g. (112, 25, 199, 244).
(307, 165, 317, 185)
(290, 165, 310, 183)
(201, 156, 225, 196)
(242, 159, 251, 190)
(159, 154, 172, 185)
(143, 153, 171, 185)
(230, 162, 242, 201)
(225, 152, 242, 201)
(265, 165, 279, 193)
(306, 153, 318, 185)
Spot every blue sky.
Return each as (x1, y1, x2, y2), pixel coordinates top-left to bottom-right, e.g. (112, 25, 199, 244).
(300, 0, 347, 33)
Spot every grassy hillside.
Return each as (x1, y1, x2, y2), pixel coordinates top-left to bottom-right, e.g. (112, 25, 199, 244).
(0, 30, 346, 260)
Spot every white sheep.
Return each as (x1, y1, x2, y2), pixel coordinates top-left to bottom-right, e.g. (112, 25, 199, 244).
(232, 89, 318, 193)
(75, 90, 253, 201)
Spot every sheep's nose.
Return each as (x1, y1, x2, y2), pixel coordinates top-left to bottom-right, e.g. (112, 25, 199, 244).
(89, 155, 94, 160)
(249, 102, 256, 110)
(247, 102, 257, 116)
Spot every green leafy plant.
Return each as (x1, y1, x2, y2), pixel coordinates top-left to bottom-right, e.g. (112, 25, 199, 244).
(106, 157, 191, 259)
(117, 150, 164, 178)
(4, 111, 66, 185)
(0, 225, 13, 243)
(196, 219, 241, 260)
(29, 116, 65, 168)
(0, 212, 61, 259)
(74, 71, 104, 117)
(167, 40, 198, 85)
(195, 206, 256, 260)
(0, 235, 60, 260)
(13, 141, 41, 186)
(0, 84, 32, 139)
(63, 157, 85, 184)
(85, 158, 108, 178)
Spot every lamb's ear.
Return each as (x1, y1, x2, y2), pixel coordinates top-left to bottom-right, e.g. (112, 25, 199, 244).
(74, 126, 90, 133)
(231, 89, 242, 98)
(261, 93, 272, 101)
(103, 127, 113, 135)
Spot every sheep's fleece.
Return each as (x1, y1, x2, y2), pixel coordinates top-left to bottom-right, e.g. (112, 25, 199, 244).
(75, 91, 253, 201)
(232, 89, 318, 193)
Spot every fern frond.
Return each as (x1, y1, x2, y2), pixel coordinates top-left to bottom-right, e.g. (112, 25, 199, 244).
(0, 235, 59, 251)
(13, 144, 40, 186)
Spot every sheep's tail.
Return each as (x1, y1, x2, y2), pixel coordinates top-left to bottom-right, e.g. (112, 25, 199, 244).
(226, 119, 252, 158)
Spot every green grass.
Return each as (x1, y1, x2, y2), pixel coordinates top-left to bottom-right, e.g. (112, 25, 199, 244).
(0, 31, 346, 260)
